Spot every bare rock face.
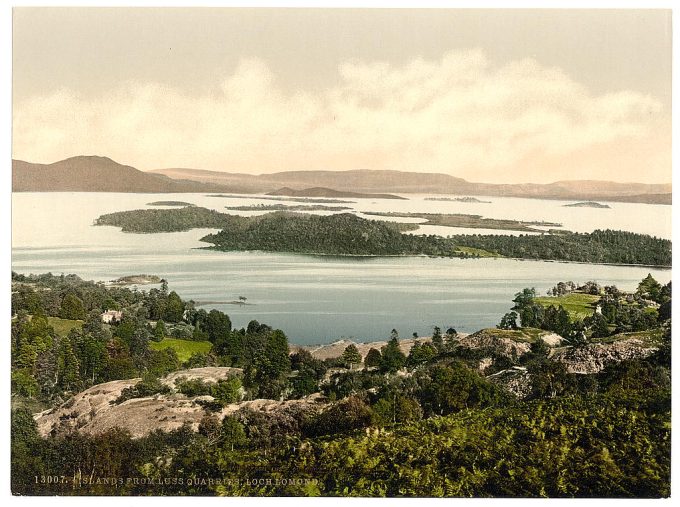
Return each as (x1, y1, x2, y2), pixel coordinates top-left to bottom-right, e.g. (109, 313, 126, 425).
(487, 367, 532, 399)
(33, 367, 319, 439)
(551, 338, 657, 374)
(457, 330, 533, 358)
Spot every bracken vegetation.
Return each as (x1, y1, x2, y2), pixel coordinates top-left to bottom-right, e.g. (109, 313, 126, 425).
(10, 271, 671, 497)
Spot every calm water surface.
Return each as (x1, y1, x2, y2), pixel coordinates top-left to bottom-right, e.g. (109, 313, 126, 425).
(12, 193, 671, 344)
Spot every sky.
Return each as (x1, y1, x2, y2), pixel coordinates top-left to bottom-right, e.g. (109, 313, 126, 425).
(12, 7, 672, 184)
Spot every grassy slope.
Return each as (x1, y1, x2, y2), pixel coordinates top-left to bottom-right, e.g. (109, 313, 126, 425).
(46, 317, 83, 337)
(474, 327, 548, 343)
(534, 293, 600, 320)
(591, 329, 664, 347)
(149, 338, 213, 362)
(454, 246, 501, 258)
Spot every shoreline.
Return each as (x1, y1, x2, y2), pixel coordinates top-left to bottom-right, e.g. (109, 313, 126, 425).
(195, 245, 672, 270)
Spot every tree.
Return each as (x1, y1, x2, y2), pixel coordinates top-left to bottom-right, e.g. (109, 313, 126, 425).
(57, 335, 81, 391)
(153, 320, 167, 342)
(380, 336, 406, 373)
(204, 310, 232, 344)
(221, 416, 248, 451)
(637, 274, 662, 302)
(364, 348, 381, 368)
(342, 344, 362, 368)
(77, 334, 108, 384)
(512, 288, 537, 310)
(59, 293, 86, 320)
(498, 311, 519, 330)
(416, 362, 506, 416)
(431, 326, 443, 352)
(305, 396, 373, 437)
(587, 312, 610, 338)
(247, 329, 291, 399)
(164, 291, 185, 323)
(406, 341, 437, 368)
(444, 328, 458, 351)
(210, 378, 242, 404)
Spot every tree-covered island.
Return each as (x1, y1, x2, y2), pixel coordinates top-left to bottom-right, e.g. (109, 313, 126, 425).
(94, 207, 672, 267)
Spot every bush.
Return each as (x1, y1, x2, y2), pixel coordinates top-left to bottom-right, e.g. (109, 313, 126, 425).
(114, 375, 170, 404)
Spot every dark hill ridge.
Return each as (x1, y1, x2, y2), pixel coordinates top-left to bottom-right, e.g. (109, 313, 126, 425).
(267, 186, 407, 200)
(12, 156, 231, 193)
(152, 167, 670, 204)
(13, 156, 671, 204)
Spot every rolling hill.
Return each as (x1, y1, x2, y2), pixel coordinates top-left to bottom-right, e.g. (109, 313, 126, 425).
(12, 156, 230, 193)
(12, 156, 671, 204)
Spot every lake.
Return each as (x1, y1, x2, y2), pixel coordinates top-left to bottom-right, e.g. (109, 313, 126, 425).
(12, 192, 671, 344)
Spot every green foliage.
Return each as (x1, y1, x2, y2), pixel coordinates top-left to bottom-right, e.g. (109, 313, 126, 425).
(59, 293, 86, 320)
(145, 348, 181, 377)
(637, 274, 662, 301)
(210, 378, 242, 404)
(406, 341, 437, 368)
(379, 337, 406, 373)
(149, 337, 213, 363)
(431, 326, 444, 352)
(203, 309, 232, 344)
(153, 319, 167, 342)
(372, 394, 423, 426)
(364, 347, 382, 368)
(535, 293, 601, 321)
(498, 311, 518, 330)
(96, 208, 671, 266)
(11, 369, 39, 398)
(416, 362, 509, 416)
(451, 229, 671, 267)
(114, 374, 171, 404)
(94, 206, 245, 232)
(341, 344, 362, 367)
(305, 396, 374, 437)
(164, 291, 185, 323)
(175, 377, 212, 397)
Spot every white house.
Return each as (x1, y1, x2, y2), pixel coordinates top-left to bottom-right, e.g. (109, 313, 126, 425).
(101, 310, 123, 323)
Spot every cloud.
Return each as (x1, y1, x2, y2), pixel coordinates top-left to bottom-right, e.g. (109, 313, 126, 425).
(12, 50, 668, 183)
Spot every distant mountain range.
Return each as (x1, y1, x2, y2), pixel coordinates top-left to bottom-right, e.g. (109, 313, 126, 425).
(12, 156, 671, 204)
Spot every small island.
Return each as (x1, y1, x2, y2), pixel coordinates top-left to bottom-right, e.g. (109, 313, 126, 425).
(108, 274, 162, 286)
(267, 186, 407, 200)
(361, 211, 561, 232)
(425, 196, 492, 203)
(147, 201, 195, 207)
(563, 201, 611, 209)
(207, 194, 356, 204)
(224, 203, 352, 212)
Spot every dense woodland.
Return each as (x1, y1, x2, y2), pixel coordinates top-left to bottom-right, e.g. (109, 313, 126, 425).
(10, 271, 671, 497)
(95, 207, 672, 266)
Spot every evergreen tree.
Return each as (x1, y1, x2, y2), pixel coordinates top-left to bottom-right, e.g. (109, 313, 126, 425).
(57, 335, 81, 391)
(164, 291, 185, 323)
(59, 293, 86, 320)
(341, 344, 362, 368)
(380, 336, 406, 373)
(364, 348, 382, 368)
(431, 326, 443, 352)
(153, 320, 167, 342)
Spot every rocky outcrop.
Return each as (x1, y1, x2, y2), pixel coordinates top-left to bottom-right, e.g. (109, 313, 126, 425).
(456, 330, 533, 358)
(33, 367, 319, 439)
(551, 338, 657, 374)
(487, 367, 532, 399)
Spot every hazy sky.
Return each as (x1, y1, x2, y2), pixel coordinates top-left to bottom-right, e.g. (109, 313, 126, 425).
(12, 8, 671, 183)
